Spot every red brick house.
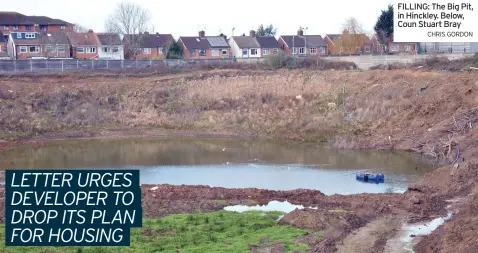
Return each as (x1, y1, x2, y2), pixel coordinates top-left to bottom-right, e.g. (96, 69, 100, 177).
(7, 31, 70, 59)
(0, 30, 7, 58)
(123, 32, 174, 60)
(67, 30, 100, 59)
(367, 35, 418, 54)
(278, 29, 327, 56)
(0, 12, 72, 38)
(178, 31, 231, 59)
(255, 35, 280, 57)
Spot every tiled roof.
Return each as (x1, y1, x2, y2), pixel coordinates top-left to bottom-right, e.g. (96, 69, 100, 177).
(97, 33, 122, 46)
(231, 36, 260, 48)
(11, 32, 70, 45)
(180, 36, 230, 50)
(326, 34, 342, 41)
(255, 36, 279, 48)
(68, 32, 100, 46)
(280, 35, 326, 48)
(0, 12, 70, 25)
(124, 33, 173, 48)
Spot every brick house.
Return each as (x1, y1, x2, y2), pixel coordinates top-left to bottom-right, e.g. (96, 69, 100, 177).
(178, 31, 231, 59)
(123, 32, 174, 60)
(367, 35, 418, 54)
(278, 29, 327, 56)
(67, 29, 100, 59)
(0, 12, 72, 38)
(228, 30, 280, 58)
(0, 30, 7, 58)
(7, 31, 70, 59)
(324, 31, 370, 55)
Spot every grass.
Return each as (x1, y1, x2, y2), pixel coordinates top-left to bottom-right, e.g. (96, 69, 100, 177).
(328, 209, 349, 213)
(215, 200, 226, 204)
(0, 211, 312, 253)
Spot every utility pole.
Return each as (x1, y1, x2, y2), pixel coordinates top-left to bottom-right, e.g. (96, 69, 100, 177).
(293, 36, 295, 56)
(232, 27, 235, 59)
(304, 27, 308, 56)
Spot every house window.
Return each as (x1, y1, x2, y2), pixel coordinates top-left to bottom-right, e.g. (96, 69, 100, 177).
(292, 48, 297, 54)
(250, 49, 257, 55)
(86, 47, 96, 53)
(320, 47, 326, 54)
(20, 46, 27, 53)
(299, 47, 305, 54)
(45, 46, 55, 52)
(40, 25, 47, 31)
(16, 33, 22, 39)
(273, 48, 278, 55)
(113, 47, 119, 52)
(212, 49, 219, 56)
(25, 33, 35, 39)
(29, 46, 40, 53)
(405, 45, 411, 52)
(242, 49, 248, 56)
(25, 25, 32, 30)
(310, 47, 317, 54)
(77, 47, 84, 53)
(340, 47, 344, 53)
(60, 25, 66, 30)
(222, 49, 228, 55)
(143, 48, 151, 54)
(199, 50, 206, 56)
(189, 50, 195, 57)
(262, 48, 270, 56)
(365, 46, 371, 53)
(3, 25, 8, 31)
(158, 47, 163, 54)
(102, 47, 110, 53)
(13, 25, 18, 31)
(57, 46, 65, 52)
(391, 43, 400, 52)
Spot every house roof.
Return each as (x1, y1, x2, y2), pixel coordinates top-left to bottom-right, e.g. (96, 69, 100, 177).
(280, 35, 326, 48)
(180, 36, 230, 50)
(326, 34, 342, 41)
(0, 31, 5, 43)
(11, 32, 70, 45)
(97, 33, 122, 46)
(124, 33, 173, 48)
(231, 36, 260, 48)
(0, 12, 70, 25)
(255, 36, 279, 48)
(67, 31, 100, 46)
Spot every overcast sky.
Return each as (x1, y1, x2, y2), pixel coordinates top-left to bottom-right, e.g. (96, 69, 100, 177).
(4, 0, 391, 38)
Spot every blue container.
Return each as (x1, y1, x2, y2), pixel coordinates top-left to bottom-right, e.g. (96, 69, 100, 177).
(356, 173, 385, 183)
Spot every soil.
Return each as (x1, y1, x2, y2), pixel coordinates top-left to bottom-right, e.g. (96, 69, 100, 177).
(0, 69, 477, 252)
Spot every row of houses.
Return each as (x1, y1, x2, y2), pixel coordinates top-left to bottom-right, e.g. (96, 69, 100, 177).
(2, 11, 477, 60)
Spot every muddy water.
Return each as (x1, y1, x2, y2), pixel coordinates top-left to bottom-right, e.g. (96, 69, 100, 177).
(0, 138, 432, 195)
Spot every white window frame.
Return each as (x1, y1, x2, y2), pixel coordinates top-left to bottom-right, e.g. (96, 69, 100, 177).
(16, 33, 22, 39)
(45, 46, 55, 53)
(13, 25, 18, 31)
(199, 49, 206, 56)
(86, 47, 97, 53)
(222, 49, 228, 55)
(102, 47, 110, 53)
(211, 49, 219, 56)
(405, 44, 411, 52)
(77, 47, 84, 53)
(29, 46, 40, 53)
(242, 49, 248, 56)
(299, 47, 305, 54)
(310, 47, 317, 54)
(3, 25, 9, 31)
(250, 48, 258, 55)
(365, 46, 371, 53)
(112, 47, 119, 53)
(391, 43, 400, 52)
(143, 48, 151, 54)
(20, 46, 27, 53)
(25, 25, 32, 30)
(57, 46, 65, 53)
(292, 47, 297, 54)
(262, 48, 270, 56)
(60, 25, 66, 30)
(40, 25, 47, 31)
(320, 47, 326, 54)
(189, 50, 195, 57)
(25, 33, 35, 39)
(158, 47, 163, 54)
(273, 48, 278, 54)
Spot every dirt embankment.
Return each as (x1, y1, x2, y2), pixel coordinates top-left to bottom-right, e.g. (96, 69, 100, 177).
(0, 69, 477, 252)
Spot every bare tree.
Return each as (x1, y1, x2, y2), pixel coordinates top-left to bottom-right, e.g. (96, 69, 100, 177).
(73, 23, 89, 33)
(341, 17, 367, 54)
(105, 1, 151, 59)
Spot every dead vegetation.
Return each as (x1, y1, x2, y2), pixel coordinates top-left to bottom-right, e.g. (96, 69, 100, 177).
(370, 53, 478, 72)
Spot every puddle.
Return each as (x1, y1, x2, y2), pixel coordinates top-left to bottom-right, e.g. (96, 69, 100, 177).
(224, 201, 305, 213)
(402, 212, 453, 252)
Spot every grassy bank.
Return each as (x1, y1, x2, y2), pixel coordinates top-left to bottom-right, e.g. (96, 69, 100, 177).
(0, 211, 312, 253)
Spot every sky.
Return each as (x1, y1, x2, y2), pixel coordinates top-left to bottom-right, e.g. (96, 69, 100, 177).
(3, 0, 392, 38)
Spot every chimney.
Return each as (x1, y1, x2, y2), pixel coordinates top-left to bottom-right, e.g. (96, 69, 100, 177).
(199, 30, 205, 38)
(297, 28, 304, 36)
(250, 30, 256, 37)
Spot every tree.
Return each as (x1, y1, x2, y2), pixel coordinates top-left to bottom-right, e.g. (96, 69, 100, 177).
(256, 24, 277, 36)
(105, 1, 151, 59)
(374, 4, 394, 52)
(341, 17, 367, 54)
(73, 23, 88, 33)
(166, 40, 183, 59)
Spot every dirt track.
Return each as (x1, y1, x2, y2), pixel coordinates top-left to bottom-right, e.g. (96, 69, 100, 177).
(0, 69, 477, 252)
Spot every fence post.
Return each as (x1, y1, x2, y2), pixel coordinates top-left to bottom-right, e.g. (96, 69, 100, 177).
(135, 60, 138, 68)
(91, 60, 94, 69)
(14, 60, 16, 72)
(121, 60, 124, 69)
(30, 60, 32, 72)
(106, 60, 109, 69)
(61, 61, 64, 72)
(150, 59, 152, 66)
(77, 60, 79, 69)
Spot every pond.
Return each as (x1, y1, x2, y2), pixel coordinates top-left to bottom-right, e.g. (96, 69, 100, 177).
(0, 138, 432, 195)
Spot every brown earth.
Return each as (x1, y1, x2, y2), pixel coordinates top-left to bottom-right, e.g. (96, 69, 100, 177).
(0, 69, 477, 252)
